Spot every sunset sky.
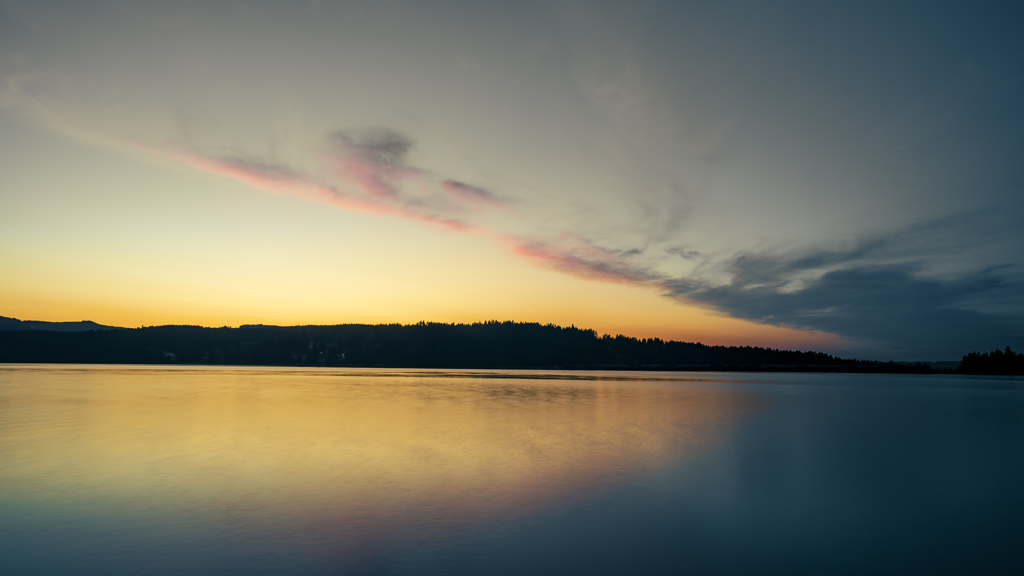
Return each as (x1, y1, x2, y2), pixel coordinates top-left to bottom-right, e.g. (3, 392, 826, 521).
(1, 0, 1021, 360)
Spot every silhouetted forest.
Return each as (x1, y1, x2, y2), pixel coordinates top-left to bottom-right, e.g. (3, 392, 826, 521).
(0, 320, 956, 373)
(957, 347, 1024, 375)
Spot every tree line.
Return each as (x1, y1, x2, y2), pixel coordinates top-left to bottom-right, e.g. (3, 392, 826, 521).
(0, 320, 973, 373)
(957, 347, 1024, 375)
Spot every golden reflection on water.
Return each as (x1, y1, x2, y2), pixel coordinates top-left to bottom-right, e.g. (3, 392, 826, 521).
(0, 365, 754, 554)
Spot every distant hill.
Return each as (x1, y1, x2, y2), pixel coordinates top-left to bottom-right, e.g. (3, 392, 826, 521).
(0, 316, 123, 332)
(0, 320, 951, 373)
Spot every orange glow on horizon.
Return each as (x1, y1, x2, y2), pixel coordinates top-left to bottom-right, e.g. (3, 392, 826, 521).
(0, 284, 848, 353)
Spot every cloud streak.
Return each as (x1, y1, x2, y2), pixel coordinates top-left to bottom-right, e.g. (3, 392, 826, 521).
(662, 214, 1024, 358)
(139, 128, 512, 232)
(502, 234, 661, 285)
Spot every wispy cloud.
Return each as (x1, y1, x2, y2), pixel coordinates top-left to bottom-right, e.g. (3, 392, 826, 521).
(502, 233, 661, 285)
(138, 128, 512, 232)
(0, 71, 509, 232)
(142, 129, 670, 289)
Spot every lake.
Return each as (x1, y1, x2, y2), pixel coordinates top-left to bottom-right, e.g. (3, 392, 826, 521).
(1, 364, 1021, 575)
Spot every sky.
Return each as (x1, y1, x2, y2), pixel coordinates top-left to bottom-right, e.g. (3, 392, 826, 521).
(1, 0, 1021, 360)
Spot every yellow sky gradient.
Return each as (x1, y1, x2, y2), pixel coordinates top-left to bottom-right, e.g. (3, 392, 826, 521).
(0, 117, 850, 353)
(1, 229, 846, 352)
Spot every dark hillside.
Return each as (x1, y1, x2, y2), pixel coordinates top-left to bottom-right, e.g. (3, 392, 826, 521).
(0, 316, 121, 332)
(0, 320, 944, 372)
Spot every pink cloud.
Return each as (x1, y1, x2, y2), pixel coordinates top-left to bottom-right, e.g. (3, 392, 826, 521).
(138, 134, 659, 293)
(501, 234, 661, 285)
(139, 144, 475, 231)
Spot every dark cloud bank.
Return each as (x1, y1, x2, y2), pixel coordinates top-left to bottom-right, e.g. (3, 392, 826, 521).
(666, 213, 1023, 360)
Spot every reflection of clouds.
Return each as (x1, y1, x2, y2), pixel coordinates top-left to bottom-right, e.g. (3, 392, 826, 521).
(0, 365, 753, 556)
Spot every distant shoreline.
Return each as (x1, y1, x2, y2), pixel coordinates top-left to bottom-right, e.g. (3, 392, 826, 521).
(0, 361, 979, 376)
(0, 321, 945, 374)
(3, 319, 1020, 375)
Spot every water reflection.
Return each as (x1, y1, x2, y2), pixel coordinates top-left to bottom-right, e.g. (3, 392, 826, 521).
(5, 366, 1021, 575)
(0, 365, 753, 573)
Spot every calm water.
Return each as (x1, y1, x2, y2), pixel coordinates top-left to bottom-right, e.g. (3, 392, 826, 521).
(1, 365, 1022, 575)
